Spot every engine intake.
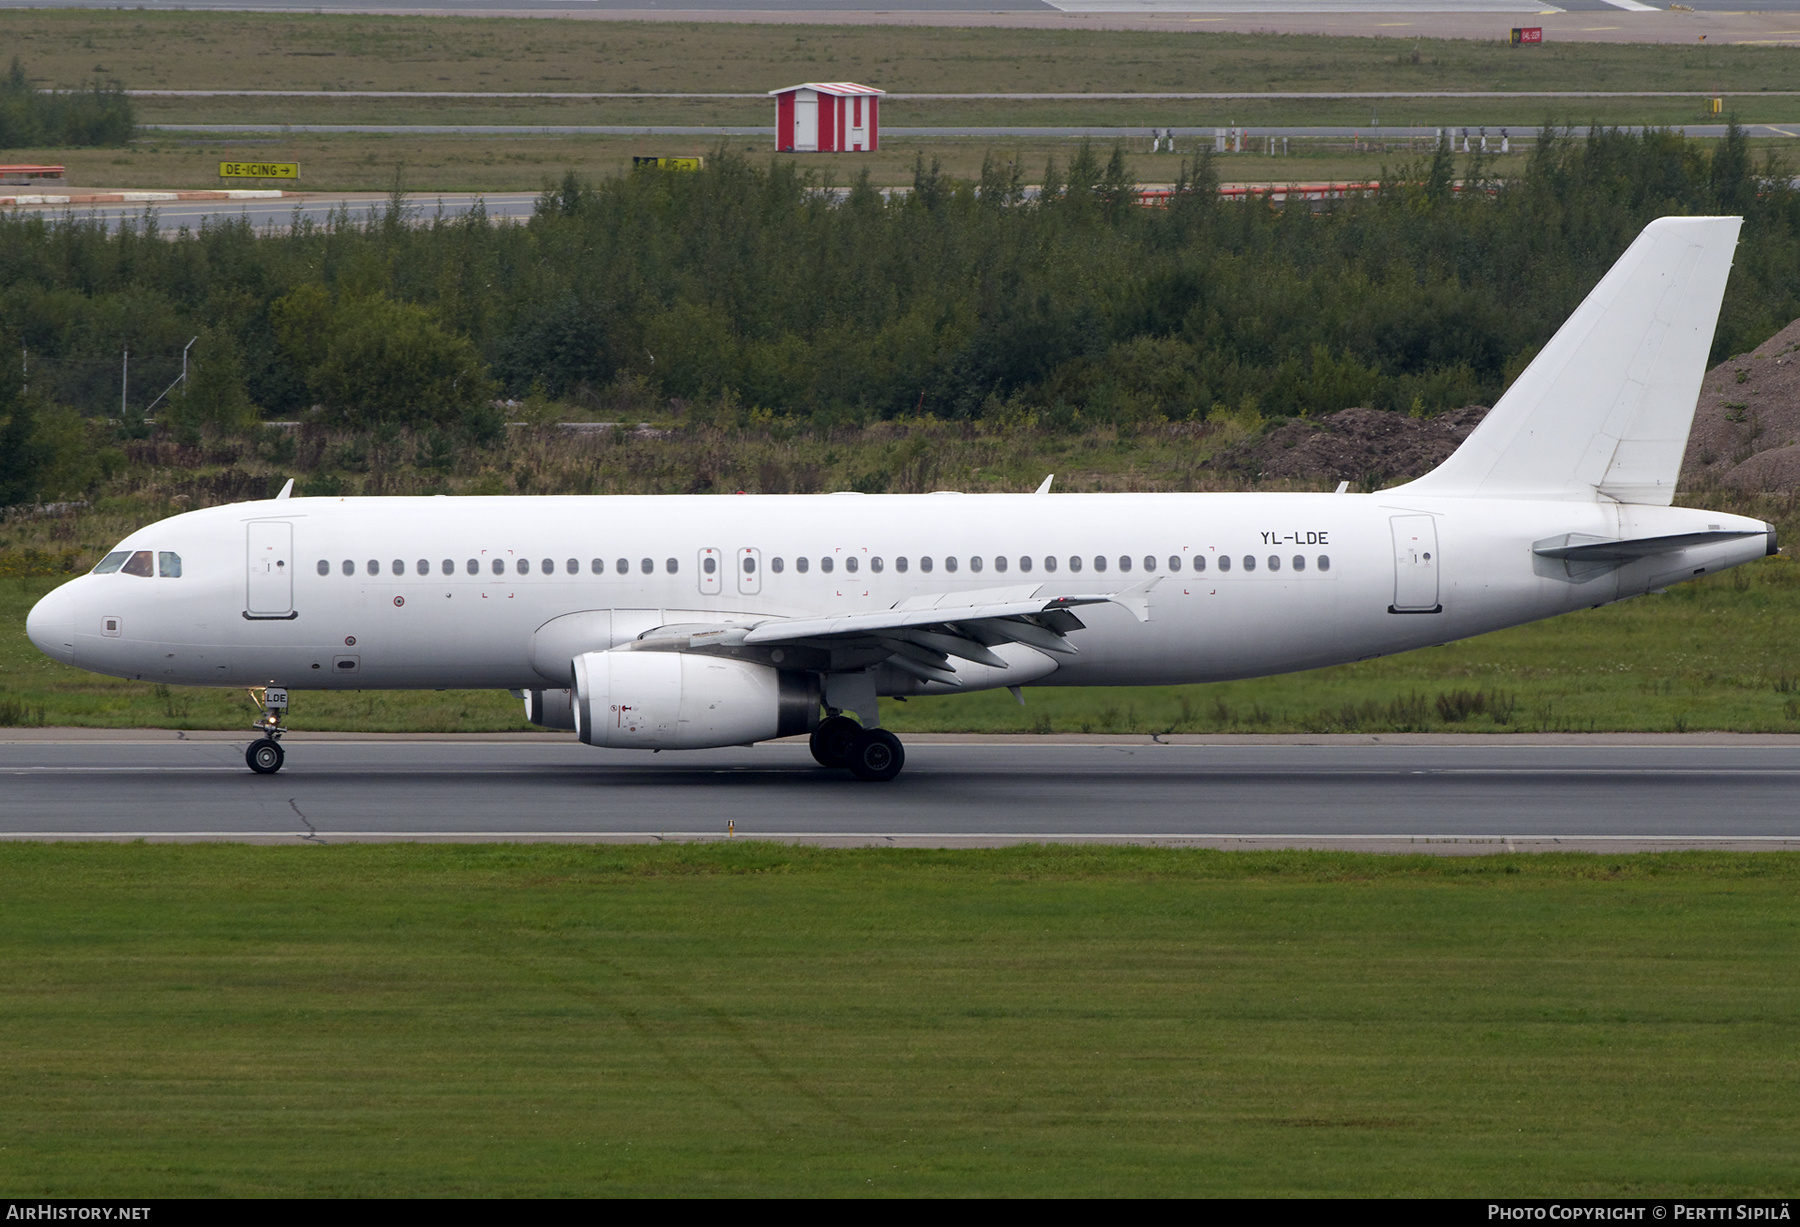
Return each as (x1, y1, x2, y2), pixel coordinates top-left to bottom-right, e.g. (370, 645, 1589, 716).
(572, 650, 819, 749)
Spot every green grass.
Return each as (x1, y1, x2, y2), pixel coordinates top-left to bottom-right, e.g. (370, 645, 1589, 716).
(9, 12, 1798, 193)
(119, 92, 1775, 129)
(7, 11, 1799, 95)
(1, 843, 1796, 1195)
(34, 132, 1539, 195)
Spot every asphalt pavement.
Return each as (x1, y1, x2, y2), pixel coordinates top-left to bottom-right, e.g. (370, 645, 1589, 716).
(6, 733, 1799, 849)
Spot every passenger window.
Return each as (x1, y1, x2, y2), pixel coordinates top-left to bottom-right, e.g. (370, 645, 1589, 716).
(1268, 555, 1281, 572)
(1118, 556, 1131, 573)
(896, 557, 908, 573)
(1068, 556, 1081, 573)
(591, 559, 604, 574)
(316, 559, 330, 577)
(368, 560, 380, 576)
(1044, 556, 1057, 573)
(493, 559, 506, 576)
(945, 557, 959, 573)
(797, 556, 810, 574)
(515, 558, 529, 576)
(566, 558, 578, 575)
(969, 556, 982, 573)
(666, 558, 678, 574)
(821, 557, 834, 574)
(994, 556, 1007, 573)
(467, 559, 479, 575)
(391, 559, 404, 576)
(1192, 555, 1204, 573)
(640, 558, 653, 575)
(1243, 556, 1256, 572)
(920, 557, 933, 573)
(772, 557, 785, 574)
(1169, 556, 1181, 572)
(616, 559, 628, 575)
(1094, 556, 1107, 573)
(1318, 555, 1331, 572)
(417, 559, 430, 576)
(1217, 555, 1230, 573)
(846, 556, 859, 574)
(159, 552, 183, 578)
(1144, 556, 1156, 572)
(1019, 556, 1032, 573)
(703, 556, 717, 575)
(871, 557, 884, 573)
(541, 559, 554, 575)
(443, 559, 455, 576)
(743, 556, 757, 574)
(342, 560, 355, 577)
(1293, 555, 1306, 573)
(93, 551, 129, 574)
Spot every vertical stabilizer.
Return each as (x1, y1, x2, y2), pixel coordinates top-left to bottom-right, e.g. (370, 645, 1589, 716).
(1391, 216, 1741, 504)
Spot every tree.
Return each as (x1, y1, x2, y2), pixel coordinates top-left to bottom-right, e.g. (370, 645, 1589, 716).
(305, 294, 494, 430)
(0, 385, 51, 508)
(164, 327, 258, 440)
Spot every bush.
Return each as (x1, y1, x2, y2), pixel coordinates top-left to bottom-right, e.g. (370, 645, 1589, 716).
(275, 291, 494, 430)
(0, 58, 135, 148)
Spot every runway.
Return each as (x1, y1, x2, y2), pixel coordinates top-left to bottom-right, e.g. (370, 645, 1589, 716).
(12, 192, 545, 232)
(6, 733, 1800, 850)
(13, 0, 1800, 11)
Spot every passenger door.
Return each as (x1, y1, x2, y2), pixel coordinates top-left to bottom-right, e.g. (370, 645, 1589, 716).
(1389, 514, 1441, 613)
(738, 547, 762, 596)
(246, 521, 294, 617)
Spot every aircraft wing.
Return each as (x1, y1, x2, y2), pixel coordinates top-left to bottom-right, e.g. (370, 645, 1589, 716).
(631, 578, 1160, 685)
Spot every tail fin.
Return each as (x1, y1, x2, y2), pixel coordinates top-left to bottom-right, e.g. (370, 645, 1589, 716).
(1391, 215, 1741, 505)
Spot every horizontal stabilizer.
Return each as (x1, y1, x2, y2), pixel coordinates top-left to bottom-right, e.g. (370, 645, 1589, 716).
(1534, 529, 1766, 562)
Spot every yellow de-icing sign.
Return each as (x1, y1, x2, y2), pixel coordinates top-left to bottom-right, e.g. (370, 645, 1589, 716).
(219, 161, 300, 180)
(631, 156, 704, 171)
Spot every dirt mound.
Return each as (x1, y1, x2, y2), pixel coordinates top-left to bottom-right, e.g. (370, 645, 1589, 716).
(1683, 316, 1800, 491)
(1217, 405, 1489, 488)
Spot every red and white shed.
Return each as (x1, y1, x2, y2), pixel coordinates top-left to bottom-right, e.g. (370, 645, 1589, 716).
(770, 83, 883, 153)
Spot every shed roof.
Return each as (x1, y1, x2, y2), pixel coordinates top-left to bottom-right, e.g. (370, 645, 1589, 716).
(767, 82, 885, 98)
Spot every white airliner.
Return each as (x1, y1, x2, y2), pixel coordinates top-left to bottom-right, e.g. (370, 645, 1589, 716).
(25, 216, 1774, 780)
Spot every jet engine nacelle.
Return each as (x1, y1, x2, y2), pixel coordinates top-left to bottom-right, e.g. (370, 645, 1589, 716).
(571, 649, 819, 749)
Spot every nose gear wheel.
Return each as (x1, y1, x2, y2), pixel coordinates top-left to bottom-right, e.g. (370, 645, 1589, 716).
(247, 738, 285, 774)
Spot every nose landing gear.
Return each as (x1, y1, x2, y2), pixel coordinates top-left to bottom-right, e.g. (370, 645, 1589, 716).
(246, 685, 289, 775)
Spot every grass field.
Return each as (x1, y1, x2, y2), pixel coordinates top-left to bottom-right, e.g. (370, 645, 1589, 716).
(33, 135, 1539, 195)
(1, 843, 1795, 1196)
(7, 12, 1795, 192)
(116, 92, 1769, 130)
(7, 12, 1799, 96)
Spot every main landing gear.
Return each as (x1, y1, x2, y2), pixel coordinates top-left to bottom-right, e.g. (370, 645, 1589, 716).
(809, 714, 906, 782)
(246, 685, 289, 775)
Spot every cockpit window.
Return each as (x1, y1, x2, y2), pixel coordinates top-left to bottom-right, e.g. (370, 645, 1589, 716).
(93, 551, 129, 574)
(122, 551, 154, 578)
(158, 552, 182, 578)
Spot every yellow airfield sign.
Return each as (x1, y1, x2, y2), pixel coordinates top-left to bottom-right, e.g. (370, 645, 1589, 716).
(632, 156, 704, 171)
(219, 161, 300, 180)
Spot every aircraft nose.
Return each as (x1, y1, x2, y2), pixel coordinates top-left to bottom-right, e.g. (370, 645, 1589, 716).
(26, 584, 77, 663)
